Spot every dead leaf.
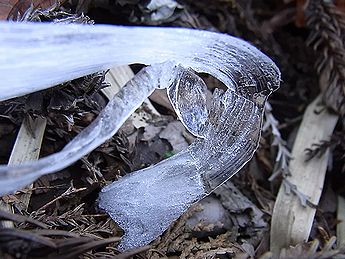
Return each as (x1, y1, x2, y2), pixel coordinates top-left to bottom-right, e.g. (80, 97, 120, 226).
(159, 121, 189, 153)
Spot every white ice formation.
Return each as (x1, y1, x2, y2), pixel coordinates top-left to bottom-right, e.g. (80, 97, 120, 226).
(0, 22, 280, 249)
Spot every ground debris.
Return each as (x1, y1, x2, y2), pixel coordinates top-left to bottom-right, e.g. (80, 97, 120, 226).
(1, 0, 345, 258)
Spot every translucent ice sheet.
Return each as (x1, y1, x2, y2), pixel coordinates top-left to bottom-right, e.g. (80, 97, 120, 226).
(0, 22, 280, 249)
(100, 86, 262, 249)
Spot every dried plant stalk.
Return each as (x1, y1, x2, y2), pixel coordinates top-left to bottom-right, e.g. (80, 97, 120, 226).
(306, 0, 345, 252)
(270, 95, 338, 255)
(0, 117, 46, 229)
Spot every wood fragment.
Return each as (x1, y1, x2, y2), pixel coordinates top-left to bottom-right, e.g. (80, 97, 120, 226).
(270, 94, 339, 255)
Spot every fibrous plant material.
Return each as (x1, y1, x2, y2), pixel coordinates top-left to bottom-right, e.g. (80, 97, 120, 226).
(0, 22, 280, 249)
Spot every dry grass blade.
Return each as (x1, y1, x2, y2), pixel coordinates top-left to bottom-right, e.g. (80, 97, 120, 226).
(269, 0, 345, 255)
(0, 114, 47, 248)
(8, 116, 46, 211)
(306, 1, 345, 254)
(270, 95, 338, 255)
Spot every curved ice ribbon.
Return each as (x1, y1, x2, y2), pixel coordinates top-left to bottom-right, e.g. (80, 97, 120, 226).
(0, 22, 280, 249)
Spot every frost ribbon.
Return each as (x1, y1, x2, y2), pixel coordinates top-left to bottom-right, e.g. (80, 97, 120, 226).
(0, 22, 280, 249)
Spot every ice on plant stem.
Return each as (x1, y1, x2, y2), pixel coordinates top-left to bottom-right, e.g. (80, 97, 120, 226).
(0, 22, 280, 249)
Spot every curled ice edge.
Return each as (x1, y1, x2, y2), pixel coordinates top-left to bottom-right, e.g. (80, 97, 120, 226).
(0, 22, 280, 249)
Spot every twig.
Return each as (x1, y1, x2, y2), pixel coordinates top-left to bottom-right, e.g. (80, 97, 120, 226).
(35, 182, 86, 213)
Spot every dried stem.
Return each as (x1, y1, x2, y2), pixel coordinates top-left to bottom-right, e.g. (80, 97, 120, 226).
(263, 102, 292, 181)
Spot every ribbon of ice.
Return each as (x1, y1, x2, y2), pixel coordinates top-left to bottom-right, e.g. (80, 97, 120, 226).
(0, 22, 280, 249)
